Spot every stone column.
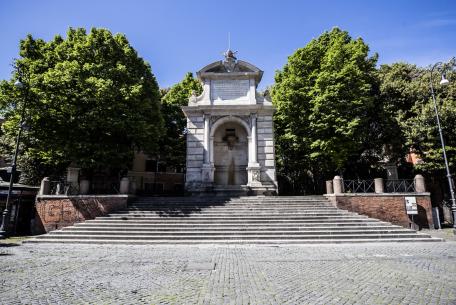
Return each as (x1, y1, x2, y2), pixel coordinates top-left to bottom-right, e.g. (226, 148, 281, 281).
(247, 114, 261, 187)
(414, 174, 426, 192)
(251, 114, 258, 163)
(374, 178, 384, 193)
(326, 180, 333, 194)
(201, 114, 214, 185)
(203, 114, 210, 164)
(209, 136, 214, 164)
(333, 176, 343, 194)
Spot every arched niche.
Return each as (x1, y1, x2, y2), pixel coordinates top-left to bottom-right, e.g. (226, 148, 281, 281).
(210, 117, 250, 186)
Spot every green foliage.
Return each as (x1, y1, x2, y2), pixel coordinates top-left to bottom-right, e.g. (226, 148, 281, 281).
(272, 28, 379, 190)
(159, 72, 202, 171)
(400, 71, 456, 174)
(378, 62, 456, 174)
(0, 28, 163, 184)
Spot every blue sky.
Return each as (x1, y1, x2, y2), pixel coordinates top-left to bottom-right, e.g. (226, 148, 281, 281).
(0, 0, 455, 89)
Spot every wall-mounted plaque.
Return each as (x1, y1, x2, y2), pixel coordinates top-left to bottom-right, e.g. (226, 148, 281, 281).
(211, 79, 249, 101)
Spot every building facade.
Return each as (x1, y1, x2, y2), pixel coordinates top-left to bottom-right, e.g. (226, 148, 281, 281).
(182, 51, 278, 195)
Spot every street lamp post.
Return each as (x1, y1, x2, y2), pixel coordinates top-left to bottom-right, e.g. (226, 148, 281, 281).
(429, 58, 456, 233)
(0, 69, 27, 239)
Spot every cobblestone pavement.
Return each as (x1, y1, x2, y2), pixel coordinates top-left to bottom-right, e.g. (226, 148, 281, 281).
(1, 242, 456, 305)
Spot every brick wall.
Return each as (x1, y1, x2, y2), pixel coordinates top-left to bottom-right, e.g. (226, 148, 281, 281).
(33, 195, 129, 234)
(326, 193, 434, 229)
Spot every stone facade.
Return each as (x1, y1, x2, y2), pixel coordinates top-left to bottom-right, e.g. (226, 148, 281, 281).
(182, 52, 278, 195)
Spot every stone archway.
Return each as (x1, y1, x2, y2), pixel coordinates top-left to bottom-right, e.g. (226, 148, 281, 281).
(211, 118, 250, 186)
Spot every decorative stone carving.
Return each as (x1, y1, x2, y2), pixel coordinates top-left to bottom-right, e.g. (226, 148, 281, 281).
(223, 49, 238, 72)
(252, 170, 260, 182)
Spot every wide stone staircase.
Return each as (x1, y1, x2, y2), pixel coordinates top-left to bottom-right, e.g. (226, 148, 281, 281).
(27, 196, 443, 244)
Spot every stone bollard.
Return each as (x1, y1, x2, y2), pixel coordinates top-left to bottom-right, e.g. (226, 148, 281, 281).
(39, 177, 50, 195)
(79, 180, 90, 195)
(374, 178, 384, 193)
(326, 180, 334, 194)
(414, 174, 426, 192)
(333, 176, 343, 194)
(119, 177, 130, 194)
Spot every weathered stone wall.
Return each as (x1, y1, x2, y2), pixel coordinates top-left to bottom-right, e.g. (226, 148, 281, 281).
(257, 115, 276, 187)
(326, 193, 434, 229)
(185, 116, 205, 190)
(33, 195, 129, 234)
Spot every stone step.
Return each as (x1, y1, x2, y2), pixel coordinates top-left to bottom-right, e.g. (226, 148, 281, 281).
(83, 218, 380, 225)
(51, 229, 416, 236)
(24, 237, 444, 244)
(128, 204, 333, 209)
(62, 224, 400, 232)
(93, 215, 368, 221)
(127, 204, 339, 209)
(109, 212, 351, 217)
(27, 195, 443, 244)
(32, 233, 433, 240)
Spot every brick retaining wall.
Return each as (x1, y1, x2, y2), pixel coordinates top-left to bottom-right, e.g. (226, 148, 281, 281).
(33, 195, 129, 234)
(325, 193, 434, 229)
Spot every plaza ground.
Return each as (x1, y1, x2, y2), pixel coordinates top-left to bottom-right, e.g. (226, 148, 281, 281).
(1, 238, 456, 305)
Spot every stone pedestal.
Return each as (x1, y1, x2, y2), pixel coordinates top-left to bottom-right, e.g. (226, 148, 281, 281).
(247, 163, 262, 187)
(201, 163, 215, 185)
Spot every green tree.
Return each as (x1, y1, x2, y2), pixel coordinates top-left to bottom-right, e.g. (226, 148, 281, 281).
(399, 69, 456, 174)
(158, 72, 202, 171)
(377, 62, 456, 175)
(271, 28, 379, 193)
(0, 28, 163, 184)
(376, 63, 427, 164)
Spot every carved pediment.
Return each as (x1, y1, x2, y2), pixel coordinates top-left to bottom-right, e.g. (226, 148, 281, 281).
(200, 60, 261, 74)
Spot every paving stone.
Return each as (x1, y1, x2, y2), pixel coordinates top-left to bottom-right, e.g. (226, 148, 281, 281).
(1, 242, 456, 304)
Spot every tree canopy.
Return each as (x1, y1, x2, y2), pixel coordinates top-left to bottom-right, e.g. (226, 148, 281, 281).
(271, 28, 379, 192)
(158, 72, 202, 171)
(0, 27, 163, 183)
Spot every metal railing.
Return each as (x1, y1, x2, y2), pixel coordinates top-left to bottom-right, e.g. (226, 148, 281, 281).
(385, 179, 415, 193)
(343, 179, 375, 193)
(49, 180, 79, 195)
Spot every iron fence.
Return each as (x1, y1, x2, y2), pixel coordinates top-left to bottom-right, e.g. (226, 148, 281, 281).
(49, 179, 79, 195)
(343, 179, 375, 193)
(385, 179, 415, 193)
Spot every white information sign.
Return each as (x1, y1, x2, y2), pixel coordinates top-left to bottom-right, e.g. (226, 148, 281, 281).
(405, 196, 418, 215)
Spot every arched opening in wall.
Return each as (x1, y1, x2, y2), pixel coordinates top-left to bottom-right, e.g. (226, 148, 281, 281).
(213, 121, 248, 186)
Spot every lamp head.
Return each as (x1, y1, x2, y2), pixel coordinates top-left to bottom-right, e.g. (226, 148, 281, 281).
(14, 80, 24, 89)
(440, 74, 450, 85)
